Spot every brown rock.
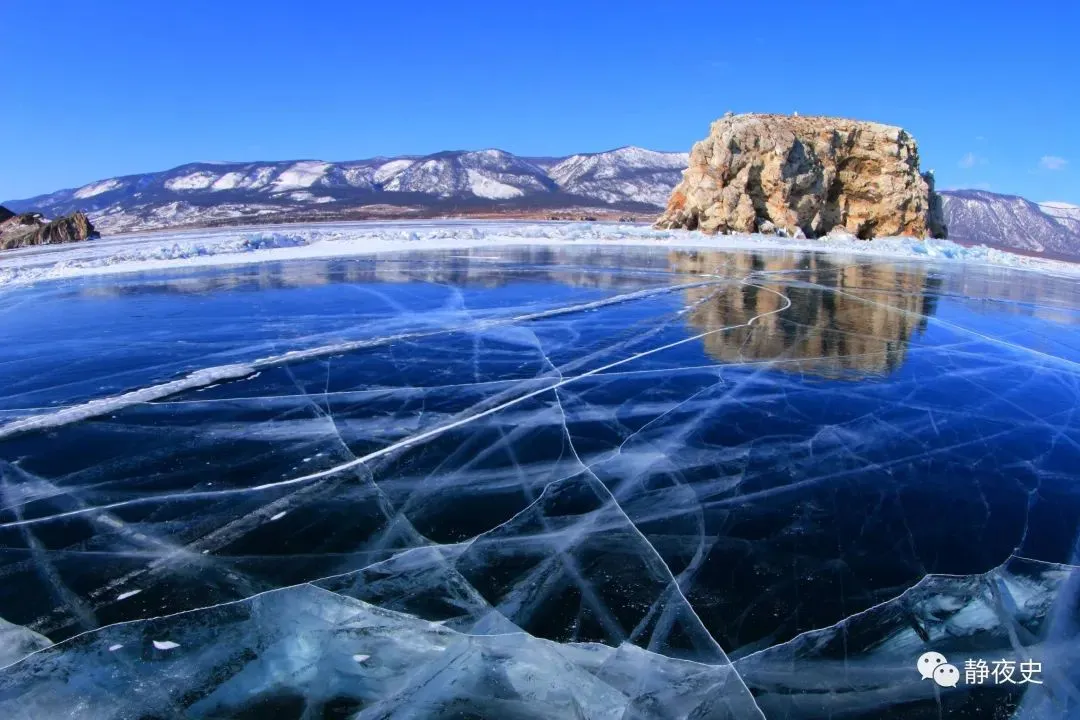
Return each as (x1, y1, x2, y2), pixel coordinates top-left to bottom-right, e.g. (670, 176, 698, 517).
(655, 113, 947, 239)
(0, 209, 99, 250)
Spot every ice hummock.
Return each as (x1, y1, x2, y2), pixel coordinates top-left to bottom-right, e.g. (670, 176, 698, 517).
(734, 556, 1080, 718)
(0, 584, 758, 719)
(0, 616, 50, 670)
(0, 556, 1075, 718)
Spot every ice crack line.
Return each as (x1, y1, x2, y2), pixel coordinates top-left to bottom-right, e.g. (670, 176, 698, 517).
(0, 279, 727, 443)
(0, 278, 792, 529)
(544, 352, 766, 716)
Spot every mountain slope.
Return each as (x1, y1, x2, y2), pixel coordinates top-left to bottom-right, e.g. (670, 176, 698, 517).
(5, 148, 689, 234)
(940, 190, 1080, 259)
(381, 150, 555, 198)
(1039, 201, 1080, 234)
(548, 146, 689, 207)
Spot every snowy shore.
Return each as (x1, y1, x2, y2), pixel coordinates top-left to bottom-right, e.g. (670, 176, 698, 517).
(1, 220, 1077, 289)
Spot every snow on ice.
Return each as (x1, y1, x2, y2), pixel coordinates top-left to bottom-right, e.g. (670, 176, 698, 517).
(0, 221, 1077, 291)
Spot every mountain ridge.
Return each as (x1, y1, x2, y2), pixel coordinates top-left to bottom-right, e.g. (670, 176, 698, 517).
(5, 145, 688, 228)
(939, 190, 1080, 260)
(6, 149, 1080, 262)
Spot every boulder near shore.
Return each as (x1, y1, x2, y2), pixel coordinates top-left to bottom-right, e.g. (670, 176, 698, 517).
(0, 206, 99, 250)
(656, 113, 947, 240)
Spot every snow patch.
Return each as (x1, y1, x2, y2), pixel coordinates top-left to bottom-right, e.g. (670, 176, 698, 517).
(245, 167, 276, 190)
(465, 169, 524, 199)
(152, 640, 180, 650)
(339, 166, 374, 188)
(165, 172, 218, 191)
(285, 192, 335, 204)
(211, 172, 245, 191)
(373, 160, 414, 184)
(272, 161, 331, 191)
(73, 179, 121, 199)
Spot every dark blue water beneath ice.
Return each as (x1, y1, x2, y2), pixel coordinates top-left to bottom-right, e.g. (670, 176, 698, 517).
(1, 246, 1078, 718)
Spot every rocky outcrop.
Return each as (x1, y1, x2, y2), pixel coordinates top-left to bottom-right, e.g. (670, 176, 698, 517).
(0, 206, 98, 250)
(656, 113, 947, 240)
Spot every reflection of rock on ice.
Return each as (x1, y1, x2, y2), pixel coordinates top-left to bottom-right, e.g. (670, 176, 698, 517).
(671, 250, 940, 379)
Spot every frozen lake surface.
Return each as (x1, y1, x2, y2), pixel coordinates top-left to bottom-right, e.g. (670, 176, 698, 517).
(0, 228, 1078, 718)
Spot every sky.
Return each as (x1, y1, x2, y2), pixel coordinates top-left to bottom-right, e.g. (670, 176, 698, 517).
(2, 0, 1078, 203)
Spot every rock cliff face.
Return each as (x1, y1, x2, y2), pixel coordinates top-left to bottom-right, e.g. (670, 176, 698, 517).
(656, 113, 947, 240)
(0, 206, 98, 250)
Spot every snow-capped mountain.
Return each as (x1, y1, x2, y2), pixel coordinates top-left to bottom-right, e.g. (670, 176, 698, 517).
(381, 150, 556, 199)
(4, 147, 688, 234)
(940, 190, 1080, 260)
(547, 146, 690, 207)
(7, 154, 1080, 262)
(1038, 201, 1080, 234)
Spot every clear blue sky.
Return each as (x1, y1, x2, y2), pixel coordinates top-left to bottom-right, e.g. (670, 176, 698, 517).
(2, 1, 1078, 203)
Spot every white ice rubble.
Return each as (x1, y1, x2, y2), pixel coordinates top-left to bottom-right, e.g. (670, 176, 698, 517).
(0, 616, 51, 670)
(1, 221, 1077, 292)
(0, 583, 760, 719)
(0, 556, 1074, 718)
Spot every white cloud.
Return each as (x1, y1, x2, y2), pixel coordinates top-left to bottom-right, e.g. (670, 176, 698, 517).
(958, 152, 987, 169)
(1040, 155, 1068, 171)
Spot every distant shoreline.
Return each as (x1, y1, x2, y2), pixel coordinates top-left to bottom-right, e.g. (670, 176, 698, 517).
(2, 220, 1077, 292)
(93, 206, 660, 238)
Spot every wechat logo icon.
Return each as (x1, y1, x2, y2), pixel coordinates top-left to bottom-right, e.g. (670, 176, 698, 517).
(918, 651, 960, 688)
